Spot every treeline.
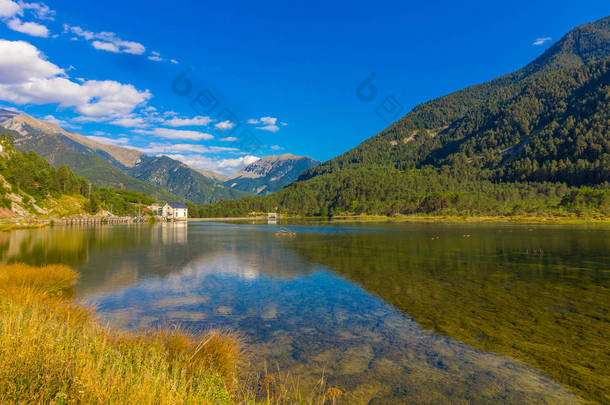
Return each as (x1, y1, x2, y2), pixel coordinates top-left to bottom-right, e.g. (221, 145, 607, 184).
(191, 167, 610, 218)
(0, 134, 88, 208)
(0, 134, 156, 216)
(87, 189, 156, 216)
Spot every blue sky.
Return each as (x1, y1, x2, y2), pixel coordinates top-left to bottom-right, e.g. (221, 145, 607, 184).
(0, 0, 607, 173)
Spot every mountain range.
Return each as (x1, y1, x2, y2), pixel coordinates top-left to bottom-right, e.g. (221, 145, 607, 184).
(0, 111, 318, 204)
(1, 16, 607, 216)
(219, 154, 319, 195)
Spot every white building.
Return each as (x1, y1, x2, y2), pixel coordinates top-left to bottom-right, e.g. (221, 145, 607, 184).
(162, 202, 188, 221)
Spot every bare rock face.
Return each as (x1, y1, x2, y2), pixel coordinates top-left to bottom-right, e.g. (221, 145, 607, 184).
(1, 113, 143, 168)
(222, 154, 319, 195)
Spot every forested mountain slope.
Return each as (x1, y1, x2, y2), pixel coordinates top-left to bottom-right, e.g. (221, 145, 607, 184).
(299, 16, 610, 181)
(0, 112, 177, 201)
(0, 134, 152, 218)
(194, 16, 610, 218)
(0, 111, 246, 203)
(128, 155, 249, 204)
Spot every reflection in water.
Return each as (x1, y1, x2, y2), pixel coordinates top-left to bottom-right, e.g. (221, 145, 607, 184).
(2, 222, 605, 403)
(159, 222, 188, 245)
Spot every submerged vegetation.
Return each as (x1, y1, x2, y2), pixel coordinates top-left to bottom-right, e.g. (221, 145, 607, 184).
(290, 228, 610, 404)
(0, 263, 242, 404)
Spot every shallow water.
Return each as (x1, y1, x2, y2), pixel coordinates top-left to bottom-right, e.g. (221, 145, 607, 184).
(1, 221, 608, 403)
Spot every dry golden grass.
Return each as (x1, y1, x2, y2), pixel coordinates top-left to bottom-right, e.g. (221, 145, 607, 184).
(0, 263, 243, 404)
(0, 263, 350, 404)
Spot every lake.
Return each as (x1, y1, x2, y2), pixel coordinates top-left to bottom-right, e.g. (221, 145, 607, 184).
(1, 221, 608, 404)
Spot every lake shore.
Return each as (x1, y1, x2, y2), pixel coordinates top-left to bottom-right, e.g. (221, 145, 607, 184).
(189, 214, 610, 225)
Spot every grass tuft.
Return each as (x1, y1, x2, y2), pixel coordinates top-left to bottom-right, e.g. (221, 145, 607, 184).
(0, 263, 243, 404)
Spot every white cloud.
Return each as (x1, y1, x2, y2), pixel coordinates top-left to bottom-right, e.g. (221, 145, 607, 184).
(91, 130, 109, 136)
(258, 124, 279, 132)
(220, 136, 238, 142)
(62, 25, 93, 40)
(134, 127, 214, 141)
(91, 40, 119, 53)
(0, 1, 53, 37)
(64, 24, 146, 55)
(148, 51, 164, 62)
(109, 115, 147, 128)
(0, 0, 20, 18)
(532, 37, 551, 46)
(164, 115, 212, 127)
(147, 51, 178, 64)
(136, 142, 237, 155)
(0, 40, 151, 119)
(159, 153, 260, 174)
(85, 135, 129, 145)
(0, 40, 62, 83)
(42, 114, 77, 128)
(7, 17, 48, 37)
(215, 120, 235, 130)
(260, 116, 276, 125)
(270, 145, 283, 150)
(77, 81, 150, 117)
(19, 2, 54, 20)
(0, 104, 20, 112)
(248, 116, 281, 132)
(217, 155, 260, 171)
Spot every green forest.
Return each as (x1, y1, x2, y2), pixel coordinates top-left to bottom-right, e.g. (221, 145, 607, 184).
(192, 17, 610, 219)
(0, 134, 154, 216)
(190, 167, 609, 218)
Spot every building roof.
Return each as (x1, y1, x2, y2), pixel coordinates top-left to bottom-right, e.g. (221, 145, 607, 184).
(167, 202, 188, 209)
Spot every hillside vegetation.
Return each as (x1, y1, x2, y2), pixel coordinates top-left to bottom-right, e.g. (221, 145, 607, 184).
(128, 155, 249, 204)
(299, 16, 610, 180)
(192, 167, 609, 218)
(195, 17, 610, 219)
(0, 134, 159, 218)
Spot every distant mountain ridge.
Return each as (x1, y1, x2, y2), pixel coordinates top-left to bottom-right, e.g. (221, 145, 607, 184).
(127, 155, 249, 204)
(221, 154, 319, 195)
(0, 110, 177, 201)
(0, 110, 318, 202)
(0, 110, 245, 203)
(2, 113, 142, 168)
